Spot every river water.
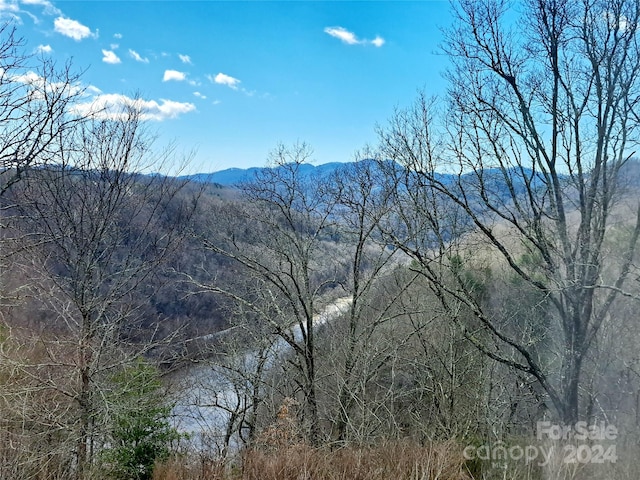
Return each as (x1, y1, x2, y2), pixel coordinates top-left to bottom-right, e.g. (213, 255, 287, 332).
(169, 297, 352, 451)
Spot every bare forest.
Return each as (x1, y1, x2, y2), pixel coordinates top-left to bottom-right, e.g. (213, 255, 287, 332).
(2, 1, 640, 479)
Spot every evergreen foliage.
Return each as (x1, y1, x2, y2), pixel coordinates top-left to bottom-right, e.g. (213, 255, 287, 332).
(100, 360, 180, 480)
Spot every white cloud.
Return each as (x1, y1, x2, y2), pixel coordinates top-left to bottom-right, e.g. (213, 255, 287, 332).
(324, 26, 385, 47)
(36, 44, 52, 54)
(101, 49, 120, 64)
(371, 35, 385, 48)
(207, 73, 258, 96)
(54, 16, 93, 40)
(324, 26, 359, 45)
(85, 84, 102, 95)
(602, 11, 635, 32)
(113, 32, 122, 39)
(129, 49, 149, 63)
(193, 91, 206, 99)
(148, 98, 196, 120)
(0, 0, 21, 23)
(11, 70, 82, 100)
(179, 54, 192, 64)
(72, 93, 196, 121)
(110, 43, 119, 50)
(12, 71, 41, 85)
(211, 72, 240, 89)
(1, 0, 19, 11)
(163, 69, 186, 82)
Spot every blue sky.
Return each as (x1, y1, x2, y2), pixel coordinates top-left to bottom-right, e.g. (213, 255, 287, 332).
(6, 0, 452, 173)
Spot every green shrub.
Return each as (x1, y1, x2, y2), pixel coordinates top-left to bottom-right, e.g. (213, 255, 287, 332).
(100, 359, 181, 480)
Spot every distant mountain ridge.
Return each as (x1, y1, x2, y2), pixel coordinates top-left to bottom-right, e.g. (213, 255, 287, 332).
(179, 160, 551, 196)
(180, 162, 348, 186)
(181, 160, 640, 202)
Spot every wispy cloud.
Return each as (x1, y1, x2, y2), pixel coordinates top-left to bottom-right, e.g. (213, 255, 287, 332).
(193, 91, 206, 99)
(163, 69, 186, 82)
(324, 26, 385, 47)
(101, 49, 120, 64)
(36, 44, 52, 54)
(0, 0, 59, 24)
(129, 49, 149, 63)
(324, 26, 359, 45)
(210, 72, 240, 89)
(72, 93, 196, 121)
(21, 0, 56, 8)
(21, 0, 60, 15)
(113, 32, 122, 39)
(207, 73, 260, 97)
(54, 16, 94, 41)
(179, 54, 192, 64)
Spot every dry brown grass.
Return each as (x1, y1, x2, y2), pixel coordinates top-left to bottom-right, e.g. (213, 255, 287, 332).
(154, 396, 471, 480)
(153, 455, 230, 480)
(153, 441, 471, 480)
(242, 440, 471, 480)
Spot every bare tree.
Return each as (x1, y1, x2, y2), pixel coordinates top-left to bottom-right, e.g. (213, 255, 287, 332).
(1, 104, 196, 479)
(0, 23, 82, 330)
(198, 142, 342, 445)
(0, 23, 80, 196)
(374, 0, 640, 426)
(320, 159, 410, 443)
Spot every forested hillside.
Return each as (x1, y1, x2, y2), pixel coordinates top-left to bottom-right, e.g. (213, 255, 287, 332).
(3, 1, 640, 479)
